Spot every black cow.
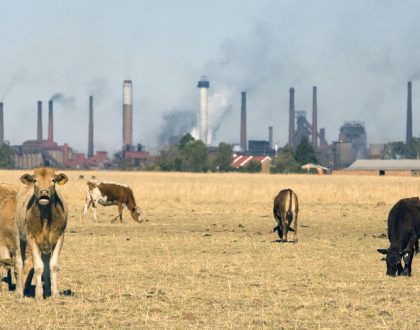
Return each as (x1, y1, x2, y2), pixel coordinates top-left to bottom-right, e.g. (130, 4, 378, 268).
(377, 197, 420, 276)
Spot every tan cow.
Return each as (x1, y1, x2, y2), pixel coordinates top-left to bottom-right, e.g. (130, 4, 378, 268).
(14, 167, 68, 299)
(0, 183, 20, 292)
(273, 188, 299, 243)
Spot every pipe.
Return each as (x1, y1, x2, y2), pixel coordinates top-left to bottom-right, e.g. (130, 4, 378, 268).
(37, 101, 43, 142)
(88, 95, 94, 158)
(240, 91, 247, 152)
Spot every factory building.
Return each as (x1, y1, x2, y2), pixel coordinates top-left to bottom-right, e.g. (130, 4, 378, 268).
(6, 98, 110, 169)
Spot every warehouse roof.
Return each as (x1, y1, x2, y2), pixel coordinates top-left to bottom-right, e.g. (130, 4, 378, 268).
(346, 159, 420, 171)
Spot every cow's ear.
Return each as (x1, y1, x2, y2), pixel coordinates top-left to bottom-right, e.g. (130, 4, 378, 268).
(54, 173, 68, 185)
(20, 174, 35, 185)
(377, 248, 388, 255)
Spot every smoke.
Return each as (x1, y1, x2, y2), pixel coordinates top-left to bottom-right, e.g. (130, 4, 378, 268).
(207, 89, 233, 144)
(158, 109, 196, 145)
(86, 77, 110, 104)
(49, 93, 76, 108)
(0, 67, 27, 100)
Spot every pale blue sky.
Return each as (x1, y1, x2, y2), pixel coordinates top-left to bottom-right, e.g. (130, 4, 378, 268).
(1, 0, 420, 153)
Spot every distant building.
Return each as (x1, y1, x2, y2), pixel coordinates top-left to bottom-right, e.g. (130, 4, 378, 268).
(335, 159, 420, 176)
(231, 155, 272, 173)
(248, 140, 275, 157)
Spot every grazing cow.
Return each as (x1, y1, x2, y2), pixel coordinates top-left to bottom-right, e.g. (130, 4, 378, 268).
(14, 167, 68, 299)
(83, 181, 142, 223)
(0, 183, 20, 291)
(377, 197, 420, 276)
(273, 188, 299, 242)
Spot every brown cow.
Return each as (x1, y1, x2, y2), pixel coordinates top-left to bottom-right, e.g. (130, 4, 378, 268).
(83, 181, 141, 223)
(14, 167, 68, 299)
(273, 188, 299, 243)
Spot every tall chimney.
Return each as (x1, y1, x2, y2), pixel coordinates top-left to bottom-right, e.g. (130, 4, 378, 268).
(123, 80, 133, 148)
(320, 128, 327, 147)
(406, 81, 413, 147)
(197, 76, 210, 145)
(48, 100, 53, 143)
(88, 96, 94, 158)
(240, 91, 247, 152)
(288, 88, 295, 148)
(312, 86, 318, 149)
(269, 126, 273, 150)
(0, 102, 4, 145)
(37, 101, 43, 142)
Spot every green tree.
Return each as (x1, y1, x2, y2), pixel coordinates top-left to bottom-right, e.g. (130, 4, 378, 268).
(271, 146, 301, 173)
(158, 146, 182, 171)
(0, 143, 14, 169)
(178, 133, 195, 150)
(409, 137, 420, 159)
(244, 159, 261, 173)
(294, 136, 317, 165)
(181, 140, 209, 172)
(383, 141, 405, 159)
(214, 142, 232, 172)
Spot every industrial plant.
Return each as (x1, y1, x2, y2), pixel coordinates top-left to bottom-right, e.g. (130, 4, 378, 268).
(0, 80, 148, 169)
(0, 75, 416, 172)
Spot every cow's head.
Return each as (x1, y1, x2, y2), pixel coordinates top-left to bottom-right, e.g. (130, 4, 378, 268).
(21, 167, 68, 206)
(130, 206, 142, 222)
(377, 247, 404, 276)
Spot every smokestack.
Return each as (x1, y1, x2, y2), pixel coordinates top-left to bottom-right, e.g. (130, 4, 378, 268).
(48, 100, 53, 143)
(406, 81, 413, 147)
(123, 80, 133, 148)
(0, 102, 3, 145)
(88, 96, 94, 158)
(37, 101, 43, 142)
(288, 88, 295, 148)
(320, 128, 327, 147)
(269, 126, 273, 150)
(197, 76, 210, 145)
(312, 86, 318, 149)
(240, 91, 247, 152)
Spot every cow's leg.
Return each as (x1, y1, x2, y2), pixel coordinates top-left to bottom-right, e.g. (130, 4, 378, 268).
(293, 209, 299, 243)
(119, 204, 124, 223)
(0, 245, 11, 291)
(41, 253, 51, 297)
(92, 203, 98, 222)
(14, 234, 24, 298)
(281, 211, 288, 242)
(83, 198, 91, 218)
(402, 250, 414, 276)
(22, 241, 34, 295)
(50, 234, 64, 298)
(111, 204, 124, 223)
(28, 237, 44, 300)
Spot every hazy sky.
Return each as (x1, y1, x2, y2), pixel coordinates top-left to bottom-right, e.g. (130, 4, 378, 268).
(1, 0, 420, 153)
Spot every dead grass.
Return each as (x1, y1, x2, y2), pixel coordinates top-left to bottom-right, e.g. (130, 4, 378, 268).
(0, 170, 420, 329)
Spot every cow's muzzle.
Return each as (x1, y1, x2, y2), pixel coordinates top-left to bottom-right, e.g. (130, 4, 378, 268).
(38, 189, 51, 205)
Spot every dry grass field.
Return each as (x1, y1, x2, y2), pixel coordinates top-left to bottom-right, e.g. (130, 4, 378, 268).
(1, 170, 420, 329)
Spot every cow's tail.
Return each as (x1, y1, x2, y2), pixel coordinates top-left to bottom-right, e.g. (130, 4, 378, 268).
(286, 189, 294, 228)
(415, 239, 419, 255)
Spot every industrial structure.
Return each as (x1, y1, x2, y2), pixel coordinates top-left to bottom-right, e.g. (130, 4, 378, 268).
(407, 81, 413, 147)
(88, 95, 94, 158)
(123, 80, 133, 149)
(0, 102, 4, 146)
(288, 86, 325, 149)
(288, 88, 295, 148)
(240, 91, 247, 151)
(8, 97, 110, 169)
(197, 76, 210, 145)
